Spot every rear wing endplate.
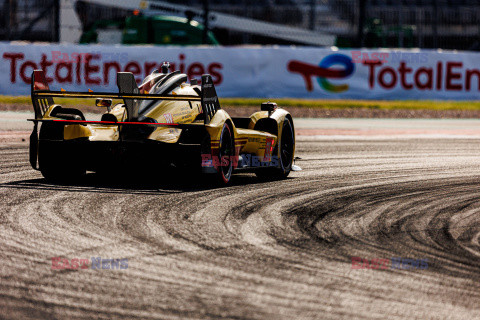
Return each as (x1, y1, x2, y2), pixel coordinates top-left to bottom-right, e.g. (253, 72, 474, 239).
(31, 70, 54, 119)
(200, 74, 221, 124)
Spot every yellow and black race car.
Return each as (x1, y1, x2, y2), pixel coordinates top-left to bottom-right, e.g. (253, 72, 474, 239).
(28, 63, 299, 185)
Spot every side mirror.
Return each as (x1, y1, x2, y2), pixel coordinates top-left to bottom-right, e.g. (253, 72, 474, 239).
(96, 98, 113, 112)
(261, 102, 277, 116)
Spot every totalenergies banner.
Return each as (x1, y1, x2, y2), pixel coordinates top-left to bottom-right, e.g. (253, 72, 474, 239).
(1, 41, 480, 100)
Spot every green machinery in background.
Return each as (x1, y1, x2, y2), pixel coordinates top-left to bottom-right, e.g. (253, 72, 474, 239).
(336, 18, 415, 49)
(80, 15, 219, 45)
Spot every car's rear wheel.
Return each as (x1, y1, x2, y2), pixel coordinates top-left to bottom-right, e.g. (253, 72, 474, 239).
(215, 123, 234, 185)
(38, 123, 86, 182)
(256, 117, 294, 180)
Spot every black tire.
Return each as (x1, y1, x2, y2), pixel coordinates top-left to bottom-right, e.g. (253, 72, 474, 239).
(256, 117, 294, 180)
(215, 123, 235, 185)
(38, 124, 86, 182)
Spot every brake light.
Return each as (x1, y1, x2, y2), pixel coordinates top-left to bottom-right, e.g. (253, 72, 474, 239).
(264, 137, 274, 161)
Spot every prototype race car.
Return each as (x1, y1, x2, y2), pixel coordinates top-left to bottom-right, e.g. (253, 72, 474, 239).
(28, 63, 298, 185)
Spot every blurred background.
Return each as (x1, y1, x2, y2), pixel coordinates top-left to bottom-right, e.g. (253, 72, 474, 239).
(1, 0, 480, 50)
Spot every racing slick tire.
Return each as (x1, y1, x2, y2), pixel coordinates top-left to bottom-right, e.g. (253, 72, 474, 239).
(256, 117, 294, 181)
(215, 122, 235, 185)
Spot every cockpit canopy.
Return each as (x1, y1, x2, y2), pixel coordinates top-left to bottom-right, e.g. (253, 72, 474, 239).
(137, 67, 190, 115)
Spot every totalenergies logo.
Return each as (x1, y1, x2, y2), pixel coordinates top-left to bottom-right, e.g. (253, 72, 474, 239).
(287, 54, 355, 92)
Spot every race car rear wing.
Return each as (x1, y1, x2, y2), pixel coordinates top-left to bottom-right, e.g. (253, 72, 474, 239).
(30, 70, 220, 125)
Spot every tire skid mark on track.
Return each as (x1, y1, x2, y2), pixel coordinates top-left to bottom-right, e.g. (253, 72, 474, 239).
(1, 140, 480, 319)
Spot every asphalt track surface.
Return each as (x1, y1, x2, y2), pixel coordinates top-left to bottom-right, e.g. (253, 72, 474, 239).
(1, 121, 480, 319)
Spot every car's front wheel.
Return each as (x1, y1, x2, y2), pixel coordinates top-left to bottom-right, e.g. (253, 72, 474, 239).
(215, 123, 235, 185)
(256, 117, 294, 180)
